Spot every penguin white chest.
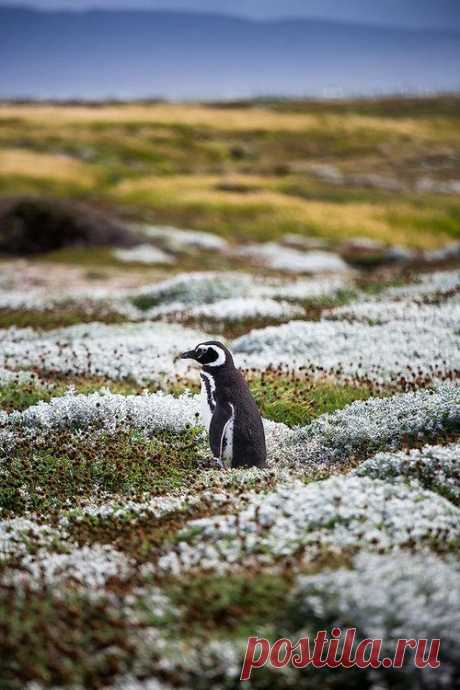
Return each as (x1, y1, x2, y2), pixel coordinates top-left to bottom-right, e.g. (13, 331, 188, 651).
(200, 372, 216, 432)
(221, 403, 235, 467)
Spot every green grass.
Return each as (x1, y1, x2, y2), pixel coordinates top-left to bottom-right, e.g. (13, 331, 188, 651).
(248, 372, 375, 427)
(0, 588, 136, 690)
(1, 427, 206, 517)
(166, 572, 292, 638)
(0, 306, 127, 331)
(0, 381, 57, 412)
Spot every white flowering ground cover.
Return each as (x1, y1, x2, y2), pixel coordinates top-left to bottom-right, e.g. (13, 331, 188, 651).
(142, 224, 229, 252)
(353, 442, 460, 504)
(157, 475, 460, 575)
(11, 390, 201, 434)
(177, 297, 305, 322)
(0, 270, 352, 336)
(326, 295, 460, 328)
(0, 322, 210, 384)
(113, 244, 174, 265)
(383, 269, 460, 301)
(285, 383, 460, 469)
(232, 269, 460, 384)
(290, 551, 460, 687)
(236, 243, 349, 273)
(0, 265, 459, 690)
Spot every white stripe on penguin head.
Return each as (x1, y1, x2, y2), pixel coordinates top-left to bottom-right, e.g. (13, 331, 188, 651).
(206, 344, 226, 367)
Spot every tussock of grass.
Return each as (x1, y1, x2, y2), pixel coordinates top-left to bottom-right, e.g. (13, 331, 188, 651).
(0, 148, 97, 186)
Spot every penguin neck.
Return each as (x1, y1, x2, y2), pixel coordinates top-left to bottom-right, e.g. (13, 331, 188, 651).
(202, 362, 236, 381)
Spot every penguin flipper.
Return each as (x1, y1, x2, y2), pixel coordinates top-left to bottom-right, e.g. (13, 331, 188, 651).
(209, 402, 233, 461)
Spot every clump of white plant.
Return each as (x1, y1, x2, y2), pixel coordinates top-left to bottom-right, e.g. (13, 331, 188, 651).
(233, 318, 460, 384)
(158, 476, 460, 574)
(288, 383, 460, 469)
(237, 243, 348, 274)
(0, 518, 68, 563)
(0, 322, 210, 384)
(182, 297, 304, 322)
(131, 272, 256, 310)
(113, 244, 174, 265)
(293, 550, 460, 685)
(353, 442, 460, 503)
(7, 389, 201, 435)
(5, 544, 133, 592)
(143, 224, 228, 252)
(327, 296, 460, 328)
(383, 269, 460, 301)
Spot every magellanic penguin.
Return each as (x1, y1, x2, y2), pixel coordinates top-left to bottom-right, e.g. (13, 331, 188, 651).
(180, 341, 266, 469)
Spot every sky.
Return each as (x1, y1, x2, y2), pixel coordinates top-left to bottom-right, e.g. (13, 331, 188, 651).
(2, 0, 460, 31)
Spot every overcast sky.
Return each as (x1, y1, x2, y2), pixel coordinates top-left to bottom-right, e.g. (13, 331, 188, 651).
(2, 0, 460, 30)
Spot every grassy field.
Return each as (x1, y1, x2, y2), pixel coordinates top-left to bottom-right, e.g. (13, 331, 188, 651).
(1, 98, 460, 689)
(1, 96, 460, 249)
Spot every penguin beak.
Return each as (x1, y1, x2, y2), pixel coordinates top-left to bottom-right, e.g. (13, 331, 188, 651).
(180, 350, 197, 360)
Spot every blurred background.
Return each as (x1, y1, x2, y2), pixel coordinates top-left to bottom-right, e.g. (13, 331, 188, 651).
(0, 0, 459, 280)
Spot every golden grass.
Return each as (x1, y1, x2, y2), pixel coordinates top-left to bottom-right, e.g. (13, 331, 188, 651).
(0, 103, 452, 141)
(0, 148, 96, 186)
(114, 174, 453, 248)
(1, 102, 458, 249)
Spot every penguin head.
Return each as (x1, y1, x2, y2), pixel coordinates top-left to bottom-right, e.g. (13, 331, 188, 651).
(180, 341, 234, 369)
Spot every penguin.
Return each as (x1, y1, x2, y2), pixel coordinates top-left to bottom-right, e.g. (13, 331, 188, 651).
(180, 341, 266, 469)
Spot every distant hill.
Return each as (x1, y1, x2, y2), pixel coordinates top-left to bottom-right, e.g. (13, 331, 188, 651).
(1, 7, 459, 100)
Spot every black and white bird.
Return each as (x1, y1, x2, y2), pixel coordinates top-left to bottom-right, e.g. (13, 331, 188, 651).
(180, 341, 266, 469)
